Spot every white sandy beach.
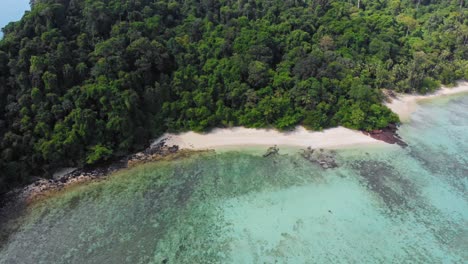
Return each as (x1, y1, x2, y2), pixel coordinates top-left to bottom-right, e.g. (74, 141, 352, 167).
(154, 126, 386, 151)
(154, 81, 468, 151)
(386, 81, 468, 122)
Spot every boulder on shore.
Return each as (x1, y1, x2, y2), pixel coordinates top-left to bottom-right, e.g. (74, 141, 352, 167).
(363, 125, 407, 147)
(8, 139, 181, 203)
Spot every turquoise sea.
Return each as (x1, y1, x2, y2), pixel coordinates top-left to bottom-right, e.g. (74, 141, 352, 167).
(1, 94, 467, 263)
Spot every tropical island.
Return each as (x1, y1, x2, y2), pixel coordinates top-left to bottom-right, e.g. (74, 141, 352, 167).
(1, 0, 467, 196)
(1, 1, 468, 263)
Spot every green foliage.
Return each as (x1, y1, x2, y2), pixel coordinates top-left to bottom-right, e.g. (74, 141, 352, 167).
(1, 0, 467, 194)
(86, 145, 113, 164)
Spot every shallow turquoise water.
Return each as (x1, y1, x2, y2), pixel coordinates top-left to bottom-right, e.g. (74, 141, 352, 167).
(1, 95, 467, 263)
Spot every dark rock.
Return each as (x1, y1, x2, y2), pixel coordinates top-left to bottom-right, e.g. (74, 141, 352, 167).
(5, 138, 181, 202)
(263, 145, 279, 157)
(363, 124, 407, 147)
(301, 147, 338, 169)
(168, 145, 179, 153)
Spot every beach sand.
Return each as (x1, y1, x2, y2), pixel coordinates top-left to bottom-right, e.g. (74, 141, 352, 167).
(386, 81, 468, 122)
(155, 81, 468, 151)
(154, 126, 386, 151)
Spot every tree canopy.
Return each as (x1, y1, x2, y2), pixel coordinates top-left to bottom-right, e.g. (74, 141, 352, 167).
(0, 0, 467, 193)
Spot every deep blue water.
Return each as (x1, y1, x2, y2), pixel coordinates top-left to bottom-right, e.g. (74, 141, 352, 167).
(0, 0, 30, 37)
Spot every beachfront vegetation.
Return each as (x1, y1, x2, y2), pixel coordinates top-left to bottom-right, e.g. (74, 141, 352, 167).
(0, 0, 467, 193)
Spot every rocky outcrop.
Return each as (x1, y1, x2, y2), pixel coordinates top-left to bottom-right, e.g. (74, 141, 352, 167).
(3, 140, 180, 204)
(128, 140, 179, 167)
(301, 147, 338, 169)
(363, 124, 407, 147)
(382, 89, 397, 102)
(263, 145, 279, 157)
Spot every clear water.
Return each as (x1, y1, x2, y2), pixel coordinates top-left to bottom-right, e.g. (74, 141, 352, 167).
(1, 95, 467, 263)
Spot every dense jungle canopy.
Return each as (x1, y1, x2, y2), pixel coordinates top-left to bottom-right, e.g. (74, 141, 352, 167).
(0, 0, 467, 193)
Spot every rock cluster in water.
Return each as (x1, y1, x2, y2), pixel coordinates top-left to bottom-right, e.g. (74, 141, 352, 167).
(301, 147, 338, 169)
(5, 140, 180, 203)
(263, 145, 279, 157)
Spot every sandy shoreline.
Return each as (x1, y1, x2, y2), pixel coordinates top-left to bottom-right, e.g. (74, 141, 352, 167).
(1, 82, 466, 209)
(385, 81, 468, 122)
(154, 126, 387, 151)
(156, 81, 468, 151)
(3, 81, 468, 204)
